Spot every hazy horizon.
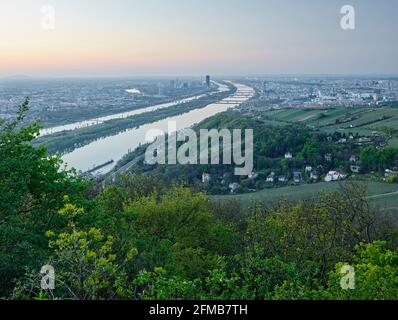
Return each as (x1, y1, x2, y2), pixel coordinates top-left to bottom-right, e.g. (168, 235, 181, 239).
(1, 0, 398, 77)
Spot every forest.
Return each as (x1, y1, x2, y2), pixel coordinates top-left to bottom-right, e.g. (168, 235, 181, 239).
(1, 99, 398, 300)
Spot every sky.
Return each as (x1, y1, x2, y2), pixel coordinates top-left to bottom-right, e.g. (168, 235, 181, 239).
(1, 0, 397, 77)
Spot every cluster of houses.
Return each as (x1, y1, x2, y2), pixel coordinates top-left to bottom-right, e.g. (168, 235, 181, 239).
(201, 150, 359, 194)
(200, 139, 398, 193)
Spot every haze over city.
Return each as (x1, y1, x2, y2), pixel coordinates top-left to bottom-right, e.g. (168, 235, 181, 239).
(1, 0, 398, 77)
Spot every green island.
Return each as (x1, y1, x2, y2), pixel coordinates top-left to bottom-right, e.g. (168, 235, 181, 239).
(33, 83, 236, 155)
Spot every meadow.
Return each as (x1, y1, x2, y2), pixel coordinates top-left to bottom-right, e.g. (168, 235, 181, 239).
(214, 181, 398, 210)
(261, 106, 398, 148)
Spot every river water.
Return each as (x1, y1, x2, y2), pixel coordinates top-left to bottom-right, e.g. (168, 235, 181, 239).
(40, 83, 229, 136)
(61, 82, 255, 174)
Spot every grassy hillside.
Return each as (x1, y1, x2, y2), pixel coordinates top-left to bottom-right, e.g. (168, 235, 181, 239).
(262, 106, 398, 147)
(213, 181, 398, 210)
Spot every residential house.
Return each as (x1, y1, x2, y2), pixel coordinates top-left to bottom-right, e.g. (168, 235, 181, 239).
(228, 182, 240, 193)
(278, 175, 287, 183)
(285, 152, 293, 159)
(310, 171, 319, 181)
(324, 171, 346, 182)
(349, 155, 359, 163)
(385, 169, 398, 178)
(266, 172, 275, 183)
(350, 165, 361, 173)
(248, 171, 259, 180)
(202, 173, 212, 183)
(293, 171, 303, 184)
(305, 165, 313, 174)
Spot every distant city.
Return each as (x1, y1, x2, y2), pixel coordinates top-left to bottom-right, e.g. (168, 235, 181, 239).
(2, 76, 397, 126)
(243, 77, 398, 110)
(0, 77, 213, 126)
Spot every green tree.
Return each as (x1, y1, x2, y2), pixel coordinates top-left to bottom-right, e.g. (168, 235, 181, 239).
(0, 98, 88, 296)
(325, 241, 398, 300)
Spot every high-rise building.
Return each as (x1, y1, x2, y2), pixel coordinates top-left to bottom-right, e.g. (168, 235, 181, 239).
(206, 75, 211, 87)
(262, 81, 267, 96)
(157, 83, 164, 96)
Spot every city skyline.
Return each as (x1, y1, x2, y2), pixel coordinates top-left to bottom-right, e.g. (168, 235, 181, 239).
(1, 0, 398, 77)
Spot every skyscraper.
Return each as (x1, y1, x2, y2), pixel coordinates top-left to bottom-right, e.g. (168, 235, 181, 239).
(206, 75, 211, 87)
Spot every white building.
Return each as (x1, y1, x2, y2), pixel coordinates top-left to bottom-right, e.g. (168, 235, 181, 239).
(248, 171, 259, 180)
(324, 171, 346, 182)
(266, 172, 275, 183)
(285, 152, 293, 159)
(202, 173, 212, 183)
(229, 182, 240, 193)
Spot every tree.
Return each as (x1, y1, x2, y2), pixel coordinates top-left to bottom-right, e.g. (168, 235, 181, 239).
(0, 98, 88, 296)
(13, 201, 138, 300)
(325, 241, 398, 300)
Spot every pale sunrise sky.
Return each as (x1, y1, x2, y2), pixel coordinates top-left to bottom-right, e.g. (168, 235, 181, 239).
(1, 0, 397, 77)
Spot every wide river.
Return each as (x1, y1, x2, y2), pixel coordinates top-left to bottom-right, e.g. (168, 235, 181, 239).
(61, 82, 255, 174)
(40, 83, 229, 136)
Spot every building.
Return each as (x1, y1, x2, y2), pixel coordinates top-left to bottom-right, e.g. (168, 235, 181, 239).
(229, 182, 240, 193)
(285, 152, 293, 159)
(266, 172, 275, 183)
(206, 75, 211, 88)
(278, 175, 287, 183)
(349, 155, 359, 163)
(350, 165, 361, 173)
(293, 171, 303, 184)
(248, 171, 259, 180)
(310, 171, 319, 181)
(202, 173, 212, 183)
(305, 166, 313, 174)
(324, 171, 346, 182)
(385, 169, 398, 178)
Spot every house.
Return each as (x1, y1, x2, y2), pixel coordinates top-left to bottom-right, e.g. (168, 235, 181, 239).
(202, 173, 212, 183)
(228, 182, 240, 193)
(266, 172, 275, 183)
(248, 171, 259, 180)
(350, 165, 361, 173)
(285, 152, 293, 159)
(293, 171, 303, 184)
(349, 155, 359, 163)
(324, 171, 346, 182)
(325, 153, 332, 162)
(385, 169, 398, 178)
(338, 138, 347, 144)
(278, 175, 287, 183)
(310, 171, 319, 181)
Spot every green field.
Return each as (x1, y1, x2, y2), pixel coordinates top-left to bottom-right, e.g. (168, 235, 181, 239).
(213, 181, 398, 210)
(263, 107, 398, 146)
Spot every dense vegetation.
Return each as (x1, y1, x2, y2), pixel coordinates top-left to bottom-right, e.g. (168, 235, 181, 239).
(1, 100, 398, 300)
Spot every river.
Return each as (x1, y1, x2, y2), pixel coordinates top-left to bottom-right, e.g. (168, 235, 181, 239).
(61, 82, 255, 174)
(40, 82, 229, 136)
